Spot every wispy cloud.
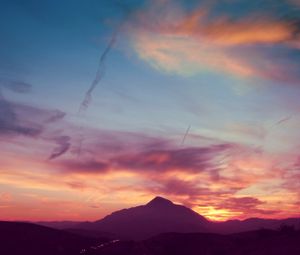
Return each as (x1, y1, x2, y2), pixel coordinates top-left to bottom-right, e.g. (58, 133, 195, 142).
(127, 0, 300, 83)
(48, 135, 71, 160)
(0, 99, 43, 137)
(0, 78, 32, 93)
(112, 144, 233, 174)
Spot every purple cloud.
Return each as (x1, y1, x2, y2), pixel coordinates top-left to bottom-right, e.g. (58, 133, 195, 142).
(113, 144, 234, 173)
(48, 135, 71, 160)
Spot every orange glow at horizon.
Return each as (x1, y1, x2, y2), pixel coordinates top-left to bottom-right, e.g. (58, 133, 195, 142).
(194, 206, 243, 221)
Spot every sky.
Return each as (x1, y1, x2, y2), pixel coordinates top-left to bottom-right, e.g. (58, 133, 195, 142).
(1, 0, 300, 222)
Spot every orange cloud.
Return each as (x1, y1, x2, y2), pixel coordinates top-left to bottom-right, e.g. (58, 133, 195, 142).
(174, 14, 294, 46)
(128, 0, 300, 82)
(131, 0, 296, 45)
(132, 32, 257, 77)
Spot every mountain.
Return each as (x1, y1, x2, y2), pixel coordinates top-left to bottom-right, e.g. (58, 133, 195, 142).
(34, 196, 300, 240)
(78, 196, 210, 240)
(0, 221, 107, 255)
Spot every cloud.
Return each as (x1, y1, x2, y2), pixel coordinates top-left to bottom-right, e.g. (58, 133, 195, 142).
(44, 110, 66, 123)
(52, 134, 265, 213)
(131, 2, 296, 46)
(52, 130, 236, 181)
(0, 95, 73, 163)
(145, 177, 225, 204)
(216, 197, 269, 214)
(0, 78, 32, 93)
(0, 97, 69, 138)
(195, 196, 281, 219)
(48, 135, 71, 160)
(113, 144, 233, 173)
(0, 76, 68, 142)
(0, 99, 43, 137)
(127, 0, 300, 83)
(280, 157, 300, 202)
(58, 159, 109, 174)
(66, 181, 87, 190)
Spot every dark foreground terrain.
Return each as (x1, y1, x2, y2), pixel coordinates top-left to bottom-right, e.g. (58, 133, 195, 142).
(83, 228, 300, 255)
(0, 221, 109, 255)
(1, 221, 300, 255)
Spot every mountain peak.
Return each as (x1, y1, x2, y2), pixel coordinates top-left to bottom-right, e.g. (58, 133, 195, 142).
(146, 196, 174, 207)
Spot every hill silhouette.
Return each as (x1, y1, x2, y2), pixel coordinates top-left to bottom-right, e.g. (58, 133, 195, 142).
(78, 196, 210, 240)
(0, 221, 107, 255)
(72, 196, 299, 240)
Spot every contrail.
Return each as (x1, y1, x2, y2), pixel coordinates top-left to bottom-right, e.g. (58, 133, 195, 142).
(78, 0, 135, 114)
(260, 114, 294, 151)
(75, 29, 119, 156)
(78, 29, 119, 114)
(274, 115, 292, 126)
(51, 0, 133, 159)
(181, 125, 191, 146)
(76, 0, 134, 156)
(268, 114, 293, 133)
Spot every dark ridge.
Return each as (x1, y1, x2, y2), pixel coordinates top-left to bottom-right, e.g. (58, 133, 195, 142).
(0, 221, 104, 255)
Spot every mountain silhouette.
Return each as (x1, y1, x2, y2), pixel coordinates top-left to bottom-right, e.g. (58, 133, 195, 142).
(34, 196, 300, 241)
(79, 196, 210, 240)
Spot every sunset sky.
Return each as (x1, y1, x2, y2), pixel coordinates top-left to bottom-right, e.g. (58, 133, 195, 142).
(1, 0, 300, 222)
